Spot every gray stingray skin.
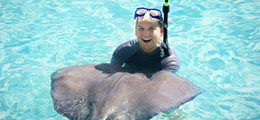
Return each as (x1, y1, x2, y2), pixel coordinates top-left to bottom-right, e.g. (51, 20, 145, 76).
(51, 63, 203, 120)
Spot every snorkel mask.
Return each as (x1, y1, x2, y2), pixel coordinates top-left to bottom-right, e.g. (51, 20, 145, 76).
(134, 7, 163, 21)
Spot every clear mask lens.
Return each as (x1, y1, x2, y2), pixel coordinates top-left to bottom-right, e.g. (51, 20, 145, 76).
(150, 10, 161, 17)
(136, 9, 147, 15)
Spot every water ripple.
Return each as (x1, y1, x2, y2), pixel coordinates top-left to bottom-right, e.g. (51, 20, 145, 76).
(0, 0, 259, 120)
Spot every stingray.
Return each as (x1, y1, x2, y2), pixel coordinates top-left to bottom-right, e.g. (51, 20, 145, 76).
(50, 63, 203, 120)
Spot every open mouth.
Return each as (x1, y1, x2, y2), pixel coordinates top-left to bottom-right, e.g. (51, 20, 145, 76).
(142, 38, 152, 43)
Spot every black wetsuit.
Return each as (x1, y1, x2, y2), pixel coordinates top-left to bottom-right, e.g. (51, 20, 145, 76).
(111, 39, 180, 73)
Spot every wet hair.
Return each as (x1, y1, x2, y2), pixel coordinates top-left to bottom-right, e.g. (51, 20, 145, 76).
(158, 19, 163, 28)
(136, 18, 164, 28)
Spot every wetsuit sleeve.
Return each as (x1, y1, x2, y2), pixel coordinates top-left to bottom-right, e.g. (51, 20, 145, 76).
(110, 40, 138, 66)
(110, 47, 125, 66)
(161, 49, 180, 73)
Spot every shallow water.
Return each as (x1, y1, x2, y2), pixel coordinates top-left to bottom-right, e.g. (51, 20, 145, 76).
(0, 0, 259, 120)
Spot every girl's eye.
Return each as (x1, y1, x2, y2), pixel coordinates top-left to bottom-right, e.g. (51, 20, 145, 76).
(149, 28, 155, 31)
(138, 27, 144, 31)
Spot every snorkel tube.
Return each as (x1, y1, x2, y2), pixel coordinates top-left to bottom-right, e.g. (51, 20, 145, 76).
(163, 0, 170, 56)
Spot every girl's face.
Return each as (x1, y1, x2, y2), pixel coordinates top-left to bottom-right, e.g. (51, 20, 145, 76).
(135, 11, 163, 53)
(135, 18, 163, 53)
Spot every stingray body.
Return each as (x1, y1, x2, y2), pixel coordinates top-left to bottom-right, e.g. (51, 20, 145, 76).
(51, 63, 203, 120)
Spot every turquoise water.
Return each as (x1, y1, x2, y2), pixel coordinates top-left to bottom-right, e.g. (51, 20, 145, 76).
(0, 0, 259, 119)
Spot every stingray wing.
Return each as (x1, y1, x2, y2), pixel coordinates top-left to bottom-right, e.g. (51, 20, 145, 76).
(50, 64, 203, 120)
(140, 71, 203, 115)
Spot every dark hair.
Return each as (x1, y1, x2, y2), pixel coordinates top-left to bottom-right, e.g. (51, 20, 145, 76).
(136, 18, 164, 28)
(158, 18, 163, 28)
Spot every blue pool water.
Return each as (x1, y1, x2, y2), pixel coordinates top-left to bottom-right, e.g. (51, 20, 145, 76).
(0, 0, 259, 119)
